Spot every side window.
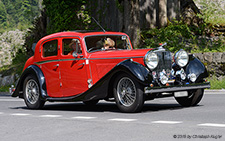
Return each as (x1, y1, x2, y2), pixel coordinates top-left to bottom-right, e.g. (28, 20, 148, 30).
(62, 38, 82, 55)
(43, 40, 58, 57)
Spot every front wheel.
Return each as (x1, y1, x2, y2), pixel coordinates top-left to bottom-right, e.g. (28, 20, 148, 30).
(113, 73, 144, 113)
(175, 89, 204, 107)
(23, 75, 45, 109)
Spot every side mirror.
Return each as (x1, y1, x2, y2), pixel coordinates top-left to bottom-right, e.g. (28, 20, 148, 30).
(72, 51, 78, 58)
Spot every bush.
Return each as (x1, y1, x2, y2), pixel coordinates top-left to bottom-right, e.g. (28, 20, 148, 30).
(140, 20, 225, 53)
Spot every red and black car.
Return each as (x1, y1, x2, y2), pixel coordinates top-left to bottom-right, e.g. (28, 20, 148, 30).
(12, 31, 210, 112)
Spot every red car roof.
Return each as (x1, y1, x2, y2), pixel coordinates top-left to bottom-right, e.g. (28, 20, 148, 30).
(39, 31, 128, 42)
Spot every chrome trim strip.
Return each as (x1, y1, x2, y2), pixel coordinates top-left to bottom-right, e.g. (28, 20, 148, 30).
(144, 82, 210, 94)
(89, 56, 143, 60)
(35, 56, 143, 65)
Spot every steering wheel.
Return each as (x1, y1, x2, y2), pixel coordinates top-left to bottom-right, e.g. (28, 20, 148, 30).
(88, 47, 97, 52)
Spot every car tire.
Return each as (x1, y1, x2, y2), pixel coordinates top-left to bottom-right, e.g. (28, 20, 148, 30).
(113, 73, 144, 113)
(23, 75, 45, 109)
(175, 89, 204, 107)
(83, 100, 99, 106)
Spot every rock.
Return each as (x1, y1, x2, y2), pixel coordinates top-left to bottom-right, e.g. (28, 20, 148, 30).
(221, 53, 225, 63)
(203, 52, 213, 63)
(213, 52, 222, 64)
(218, 75, 225, 81)
(194, 53, 204, 62)
(0, 74, 15, 87)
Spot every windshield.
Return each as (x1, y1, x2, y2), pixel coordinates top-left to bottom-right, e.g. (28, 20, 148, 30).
(85, 35, 131, 52)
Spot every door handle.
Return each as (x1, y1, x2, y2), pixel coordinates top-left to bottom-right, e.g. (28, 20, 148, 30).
(78, 63, 85, 66)
(54, 64, 59, 67)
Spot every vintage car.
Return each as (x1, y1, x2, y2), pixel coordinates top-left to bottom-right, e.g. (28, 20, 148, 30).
(11, 31, 210, 112)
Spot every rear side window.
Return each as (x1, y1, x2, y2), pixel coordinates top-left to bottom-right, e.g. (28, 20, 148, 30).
(43, 40, 58, 57)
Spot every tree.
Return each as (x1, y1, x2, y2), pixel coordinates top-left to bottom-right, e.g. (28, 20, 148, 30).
(0, 1, 7, 28)
(158, 0, 167, 27)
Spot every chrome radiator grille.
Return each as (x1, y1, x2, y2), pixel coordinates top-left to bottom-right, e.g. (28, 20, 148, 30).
(154, 51, 172, 72)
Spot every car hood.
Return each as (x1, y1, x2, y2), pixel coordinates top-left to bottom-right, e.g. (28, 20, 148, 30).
(88, 49, 152, 59)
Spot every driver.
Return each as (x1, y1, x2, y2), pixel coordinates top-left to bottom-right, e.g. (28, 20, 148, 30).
(103, 38, 115, 50)
(68, 39, 81, 55)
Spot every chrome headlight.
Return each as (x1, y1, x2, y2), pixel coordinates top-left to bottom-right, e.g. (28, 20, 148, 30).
(144, 52, 159, 70)
(174, 50, 189, 67)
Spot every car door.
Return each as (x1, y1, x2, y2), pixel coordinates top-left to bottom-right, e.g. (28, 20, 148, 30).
(40, 39, 61, 97)
(59, 37, 88, 97)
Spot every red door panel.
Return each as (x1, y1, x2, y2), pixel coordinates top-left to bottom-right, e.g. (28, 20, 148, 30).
(59, 37, 88, 97)
(59, 56, 88, 97)
(40, 39, 61, 97)
(41, 60, 61, 97)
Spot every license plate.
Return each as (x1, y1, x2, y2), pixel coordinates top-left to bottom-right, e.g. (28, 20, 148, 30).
(174, 91, 188, 97)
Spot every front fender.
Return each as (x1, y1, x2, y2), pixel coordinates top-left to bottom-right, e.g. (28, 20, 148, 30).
(114, 59, 152, 85)
(80, 59, 152, 101)
(185, 55, 208, 82)
(11, 65, 47, 99)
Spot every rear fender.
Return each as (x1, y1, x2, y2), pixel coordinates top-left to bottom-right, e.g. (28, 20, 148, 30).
(11, 65, 47, 99)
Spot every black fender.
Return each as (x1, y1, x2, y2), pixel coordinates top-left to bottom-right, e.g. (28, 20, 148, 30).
(185, 55, 208, 82)
(12, 65, 47, 99)
(81, 59, 152, 101)
(112, 59, 152, 85)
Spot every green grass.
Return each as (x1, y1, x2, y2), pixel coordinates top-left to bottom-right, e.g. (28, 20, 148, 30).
(208, 76, 225, 89)
(0, 86, 10, 92)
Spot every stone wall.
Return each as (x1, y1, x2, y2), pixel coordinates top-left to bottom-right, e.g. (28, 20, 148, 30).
(194, 52, 225, 79)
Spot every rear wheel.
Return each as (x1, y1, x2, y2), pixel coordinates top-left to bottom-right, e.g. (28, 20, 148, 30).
(113, 73, 144, 113)
(175, 89, 204, 107)
(23, 75, 45, 109)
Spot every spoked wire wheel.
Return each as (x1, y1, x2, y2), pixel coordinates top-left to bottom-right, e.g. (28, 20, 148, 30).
(25, 79, 40, 105)
(23, 75, 45, 109)
(117, 77, 136, 107)
(113, 73, 144, 113)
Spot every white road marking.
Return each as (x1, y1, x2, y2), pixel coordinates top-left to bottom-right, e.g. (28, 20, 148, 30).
(198, 123, 225, 128)
(0, 99, 23, 102)
(11, 113, 31, 116)
(39, 115, 62, 118)
(152, 121, 182, 124)
(72, 116, 97, 119)
(108, 118, 137, 122)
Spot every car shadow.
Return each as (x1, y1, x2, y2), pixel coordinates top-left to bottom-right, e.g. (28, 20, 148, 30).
(14, 101, 203, 113)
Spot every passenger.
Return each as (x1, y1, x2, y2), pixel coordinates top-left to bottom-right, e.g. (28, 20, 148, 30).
(103, 38, 115, 50)
(68, 39, 80, 55)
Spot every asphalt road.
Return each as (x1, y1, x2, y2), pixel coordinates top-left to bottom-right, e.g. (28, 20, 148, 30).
(0, 91, 224, 141)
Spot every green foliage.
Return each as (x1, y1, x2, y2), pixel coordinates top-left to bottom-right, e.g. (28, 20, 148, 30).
(0, 86, 10, 92)
(0, 0, 41, 32)
(11, 50, 29, 75)
(141, 21, 194, 52)
(140, 20, 225, 53)
(0, 49, 28, 77)
(195, 0, 225, 25)
(43, 0, 92, 34)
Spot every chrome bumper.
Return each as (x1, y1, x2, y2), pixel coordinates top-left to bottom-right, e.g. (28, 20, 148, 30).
(144, 82, 210, 94)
